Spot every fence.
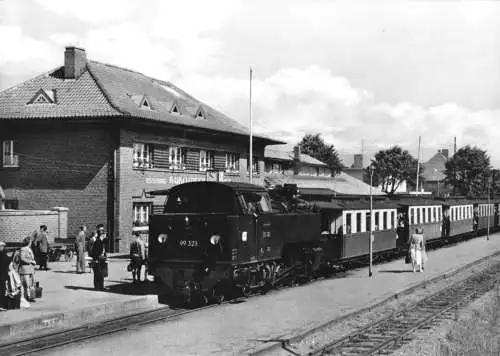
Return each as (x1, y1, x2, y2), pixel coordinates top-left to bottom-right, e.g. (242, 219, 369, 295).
(0, 207, 68, 245)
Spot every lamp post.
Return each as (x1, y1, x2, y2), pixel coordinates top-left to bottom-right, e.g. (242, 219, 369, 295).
(369, 165, 374, 278)
(487, 172, 491, 241)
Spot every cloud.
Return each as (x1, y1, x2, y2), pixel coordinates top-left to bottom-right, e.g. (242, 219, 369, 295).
(0, 26, 57, 75)
(35, 0, 139, 24)
(178, 65, 500, 166)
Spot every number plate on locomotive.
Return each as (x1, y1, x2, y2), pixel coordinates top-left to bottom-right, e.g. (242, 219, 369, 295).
(179, 240, 199, 247)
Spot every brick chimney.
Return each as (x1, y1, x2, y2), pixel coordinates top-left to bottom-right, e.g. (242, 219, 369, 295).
(439, 149, 449, 158)
(293, 145, 301, 175)
(64, 47, 87, 79)
(352, 154, 364, 169)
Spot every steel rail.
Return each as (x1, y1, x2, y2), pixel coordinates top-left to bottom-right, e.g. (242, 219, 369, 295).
(309, 262, 500, 356)
(0, 296, 245, 356)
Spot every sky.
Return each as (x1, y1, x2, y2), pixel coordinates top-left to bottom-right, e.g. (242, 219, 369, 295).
(1, 0, 500, 167)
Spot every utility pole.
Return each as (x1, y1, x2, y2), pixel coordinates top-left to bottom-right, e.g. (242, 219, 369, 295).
(487, 171, 491, 240)
(369, 165, 374, 278)
(249, 67, 253, 184)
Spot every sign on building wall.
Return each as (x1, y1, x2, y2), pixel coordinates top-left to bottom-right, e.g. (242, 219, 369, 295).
(145, 172, 231, 186)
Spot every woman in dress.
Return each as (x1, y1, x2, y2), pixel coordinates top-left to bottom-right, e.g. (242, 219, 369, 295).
(409, 227, 425, 272)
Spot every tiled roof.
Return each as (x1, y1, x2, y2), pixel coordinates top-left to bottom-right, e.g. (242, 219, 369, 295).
(0, 60, 278, 142)
(0, 67, 119, 118)
(265, 144, 327, 166)
(422, 152, 447, 181)
(264, 172, 386, 196)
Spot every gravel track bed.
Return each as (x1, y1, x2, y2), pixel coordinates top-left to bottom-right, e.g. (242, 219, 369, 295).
(265, 256, 500, 356)
(392, 286, 500, 356)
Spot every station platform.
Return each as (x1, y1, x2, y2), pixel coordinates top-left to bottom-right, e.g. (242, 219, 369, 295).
(0, 254, 159, 341)
(36, 233, 500, 356)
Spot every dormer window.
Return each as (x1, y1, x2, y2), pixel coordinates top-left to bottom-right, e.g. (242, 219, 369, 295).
(28, 89, 56, 105)
(170, 103, 181, 115)
(195, 106, 206, 119)
(140, 96, 152, 110)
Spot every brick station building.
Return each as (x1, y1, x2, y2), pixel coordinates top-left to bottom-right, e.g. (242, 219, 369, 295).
(0, 47, 279, 252)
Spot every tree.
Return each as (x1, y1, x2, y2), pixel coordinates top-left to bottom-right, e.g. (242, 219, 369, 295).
(444, 145, 491, 197)
(364, 146, 423, 196)
(296, 134, 343, 175)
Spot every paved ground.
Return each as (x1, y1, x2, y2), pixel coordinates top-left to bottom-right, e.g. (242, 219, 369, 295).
(0, 254, 158, 340)
(34, 234, 500, 356)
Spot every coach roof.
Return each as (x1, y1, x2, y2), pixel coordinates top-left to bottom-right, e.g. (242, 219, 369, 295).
(0, 47, 280, 144)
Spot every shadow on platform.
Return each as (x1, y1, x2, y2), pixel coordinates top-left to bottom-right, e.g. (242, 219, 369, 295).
(378, 269, 414, 274)
(65, 281, 157, 296)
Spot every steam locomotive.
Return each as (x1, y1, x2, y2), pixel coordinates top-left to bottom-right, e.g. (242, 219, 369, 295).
(148, 181, 499, 305)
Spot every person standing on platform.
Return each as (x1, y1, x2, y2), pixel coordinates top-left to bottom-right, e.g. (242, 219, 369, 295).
(37, 225, 49, 271)
(19, 237, 36, 302)
(129, 232, 146, 283)
(90, 224, 107, 290)
(0, 242, 10, 309)
(76, 226, 87, 274)
(409, 227, 425, 273)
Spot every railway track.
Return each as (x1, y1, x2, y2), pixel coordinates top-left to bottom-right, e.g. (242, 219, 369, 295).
(0, 298, 243, 356)
(1, 233, 497, 356)
(307, 261, 500, 356)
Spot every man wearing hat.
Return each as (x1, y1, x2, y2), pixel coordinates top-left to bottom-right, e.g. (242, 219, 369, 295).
(90, 224, 107, 290)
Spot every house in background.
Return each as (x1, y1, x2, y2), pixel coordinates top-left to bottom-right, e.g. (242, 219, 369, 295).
(422, 149, 449, 196)
(264, 146, 385, 197)
(343, 153, 407, 194)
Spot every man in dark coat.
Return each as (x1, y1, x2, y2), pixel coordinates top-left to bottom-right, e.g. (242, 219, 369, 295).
(0, 241, 10, 309)
(36, 225, 50, 270)
(90, 224, 107, 290)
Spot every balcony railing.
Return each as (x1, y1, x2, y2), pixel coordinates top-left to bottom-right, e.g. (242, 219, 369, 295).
(2, 155, 19, 167)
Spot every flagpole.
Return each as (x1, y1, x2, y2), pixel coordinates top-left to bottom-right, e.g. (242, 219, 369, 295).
(416, 136, 421, 194)
(249, 67, 253, 184)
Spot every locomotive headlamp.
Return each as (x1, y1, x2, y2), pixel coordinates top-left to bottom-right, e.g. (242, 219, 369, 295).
(241, 231, 248, 242)
(210, 234, 221, 245)
(158, 233, 168, 243)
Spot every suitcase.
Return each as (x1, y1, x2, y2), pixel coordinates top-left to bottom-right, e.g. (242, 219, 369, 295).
(35, 281, 43, 298)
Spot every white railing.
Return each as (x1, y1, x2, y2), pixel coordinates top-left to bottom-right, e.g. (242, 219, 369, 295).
(3, 155, 18, 167)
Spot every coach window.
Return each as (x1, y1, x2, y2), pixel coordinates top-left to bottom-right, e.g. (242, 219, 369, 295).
(383, 211, 388, 230)
(391, 211, 395, 229)
(346, 213, 352, 234)
(438, 207, 442, 220)
(416, 208, 421, 224)
(366, 212, 371, 231)
(374, 212, 380, 230)
(409, 208, 414, 225)
(356, 213, 362, 233)
(422, 208, 426, 223)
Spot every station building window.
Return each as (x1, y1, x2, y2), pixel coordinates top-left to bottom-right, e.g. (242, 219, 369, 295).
(169, 146, 186, 170)
(133, 143, 153, 169)
(2, 140, 19, 167)
(247, 156, 259, 174)
(133, 202, 152, 226)
(199, 150, 215, 172)
(225, 153, 240, 173)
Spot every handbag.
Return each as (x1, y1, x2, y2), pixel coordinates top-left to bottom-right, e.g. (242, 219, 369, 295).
(102, 262, 109, 278)
(404, 251, 412, 264)
(35, 281, 43, 298)
(127, 263, 133, 272)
